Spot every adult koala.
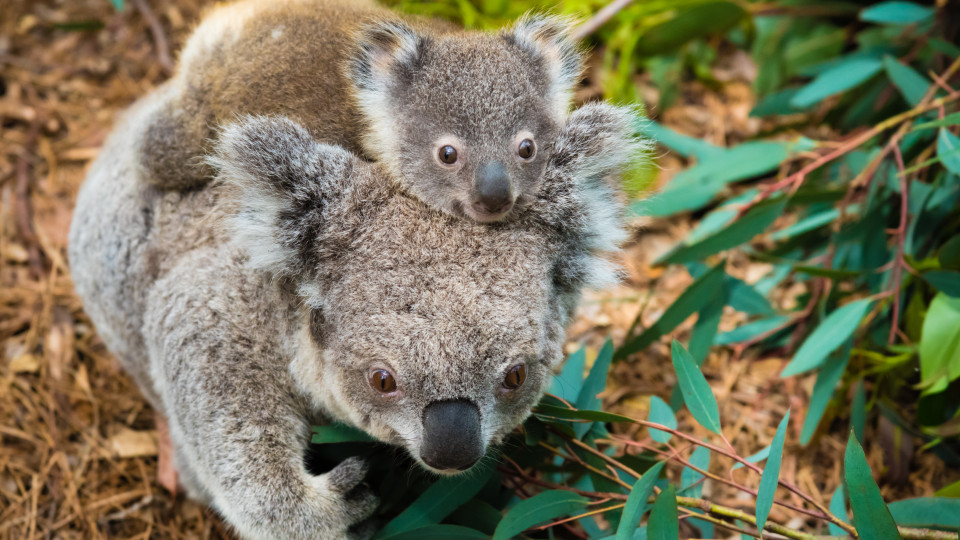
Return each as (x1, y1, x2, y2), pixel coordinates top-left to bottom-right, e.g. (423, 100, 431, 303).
(69, 101, 643, 539)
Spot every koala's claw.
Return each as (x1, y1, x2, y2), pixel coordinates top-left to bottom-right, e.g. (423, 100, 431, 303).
(327, 456, 369, 493)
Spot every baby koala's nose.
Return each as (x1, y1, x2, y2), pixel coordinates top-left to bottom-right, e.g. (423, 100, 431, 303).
(473, 161, 513, 216)
(420, 399, 484, 472)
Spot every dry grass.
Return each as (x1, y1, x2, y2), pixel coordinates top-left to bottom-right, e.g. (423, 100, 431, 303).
(1, 1, 955, 538)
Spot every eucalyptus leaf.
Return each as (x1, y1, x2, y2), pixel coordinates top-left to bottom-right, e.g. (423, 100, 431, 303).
(549, 346, 586, 403)
(492, 491, 590, 540)
(888, 497, 960, 528)
(616, 462, 665, 540)
(828, 485, 851, 536)
(715, 316, 794, 346)
(781, 299, 873, 377)
(671, 340, 722, 434)
(924, 271, 960, 297)
(379, 525, 487, 540)
(311, 423, 377, 444)
(937, 128, 960, 175)
(574, 340, 615, 438)
(377, 465, 492, 537)
(919, 293, 960, 395)
(800, 344, 851, 445)
(756, 411, 790, 532)
(844, 432, 901, 540)
(647, 485, 679, 540)
(860, 1, 934, 25)
(791, 57, 883, 108)
(648, 396, 676, 444)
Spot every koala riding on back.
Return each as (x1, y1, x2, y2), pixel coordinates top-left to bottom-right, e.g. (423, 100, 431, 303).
(141, 0, 584, 222)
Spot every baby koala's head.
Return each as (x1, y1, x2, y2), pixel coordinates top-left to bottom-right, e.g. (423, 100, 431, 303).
(347, 15, 583, 223)
(214, 103, 644, 475)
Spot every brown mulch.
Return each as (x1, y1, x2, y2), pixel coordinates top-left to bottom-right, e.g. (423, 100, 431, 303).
(1, 1, 955, 539)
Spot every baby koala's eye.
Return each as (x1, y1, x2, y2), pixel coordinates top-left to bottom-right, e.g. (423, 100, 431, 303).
(438, 145, 458, 165)
(502, 364, 526, 390)
(517, 139, 535, 160)
(369, 369, 397, 393)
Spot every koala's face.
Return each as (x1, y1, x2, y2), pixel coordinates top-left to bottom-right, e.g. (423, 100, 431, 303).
(349, 17, 583, 223)
(307, 202, 566, 474)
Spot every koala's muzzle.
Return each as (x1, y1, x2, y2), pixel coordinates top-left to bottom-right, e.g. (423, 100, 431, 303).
(420, 399, 484, 471)
(473, 162, 513, 216)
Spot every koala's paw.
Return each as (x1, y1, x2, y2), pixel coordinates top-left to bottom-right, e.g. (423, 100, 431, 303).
(321, 457, 379, 536)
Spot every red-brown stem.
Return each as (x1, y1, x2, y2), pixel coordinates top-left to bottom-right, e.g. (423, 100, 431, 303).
(888, 144, 910, 345)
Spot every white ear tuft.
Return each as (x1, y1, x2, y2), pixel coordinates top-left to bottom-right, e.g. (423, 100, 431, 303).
(504, 14, 585, 120)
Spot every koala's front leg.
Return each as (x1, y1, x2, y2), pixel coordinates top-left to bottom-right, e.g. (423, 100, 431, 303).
(146, 255, 377, 540)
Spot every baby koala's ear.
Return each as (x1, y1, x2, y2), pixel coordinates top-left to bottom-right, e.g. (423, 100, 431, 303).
(211, 116, 358, 286)
(502, 15, 584, 119)
(547, 102, 647, 186)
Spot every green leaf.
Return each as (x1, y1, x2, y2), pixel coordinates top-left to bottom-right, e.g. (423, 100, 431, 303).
(492, 490, 590, 540)
(637, 121, 722, 160)
(914, 112, 960, 130)
(732, 446, 770, 471)
(648, 396, 676, 444)
(616, 462, 665, 540)
(770, 206, 848, 241)
(647, 485, 679, 540)
(919, 293, 960, 395)
(635, 2, 747, 55)
(617, 264, 726, 360)
(860, 1, 934, 25)
(851, 380, 867, 445)
(882, 56, 930, 106)
(574, 339, 614, 438)
(379, 525, 487, 540)
(844, 432, 900, 540)
(800, 344, 851, 445)
(671, 340, 722, 434)
(534, 403, 634, 424)
(377, 466, 492, 537)
(310, 423, 377, 444)
(936, 478, 960, 498)
(680, 446, 710, 497)
(549, 346, 586, 403)
(715, 316, 794, 346)
(940, 234, 960, 270)
(657, 199, 787, 264)
(781, 299, 873, 377)
(937, 129, 960, 175)
(109, 0, 125, 10)
(756, 411, 790, 532)
(828, 485, 851, 536)
(888, 497, 960, 528)
(791, 57, 883, 108)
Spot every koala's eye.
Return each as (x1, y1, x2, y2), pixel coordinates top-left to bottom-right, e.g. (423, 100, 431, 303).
(517, 139, 535, 160)
(438, 145, 458, 165)
(503, 365, 526, 390)
(369, 369, 397, 393)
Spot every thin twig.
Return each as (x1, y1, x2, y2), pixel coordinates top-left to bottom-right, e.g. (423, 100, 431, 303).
(131, 0, 174, 75)
(888, 144, 910, 345)
(571, 0, 634, 40)
(14, 115, 45, 278)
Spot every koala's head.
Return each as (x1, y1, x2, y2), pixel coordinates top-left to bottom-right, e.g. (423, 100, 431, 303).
(347, 15, 584, 223)
(213, 103, 645, 474)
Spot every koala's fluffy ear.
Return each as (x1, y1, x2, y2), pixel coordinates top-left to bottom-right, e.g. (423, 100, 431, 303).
(538, 103, 648, 289)
(502, 15, 584, 119)
(211, 116, 358, 299)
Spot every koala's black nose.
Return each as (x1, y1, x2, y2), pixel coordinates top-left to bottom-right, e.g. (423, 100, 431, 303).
(473, 161, 513, 216)
(420, 399, 484, 472)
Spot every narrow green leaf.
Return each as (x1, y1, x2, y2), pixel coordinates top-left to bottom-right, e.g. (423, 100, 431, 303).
(715, 316, 794, 346)
(770, 207, 846, 241)
(935, 478, 960, 498)
(882, 56, 930, 106)
(492, 490, 590, 540)
(648, 396, 676, 444)
(852, 380, 866, 445)
(732, 446, 770, 470)
(310, 423, 376, 444)
(844, 432, 901, 540)
(616, 462, 665, 540)
(109, 0, 125, 10)
(888, 497, 960, 528)
(635, 2, 746, 55)
(680, 446, 710, 498)
(860, 1, 934, 25)
(658, 200, 786, 264)
(791, 57, 883, 108)
(533, 404, 634, 424)
(380, 525, 487, 540)
(940, 234, 960, 270)
(671, 340, 722, 434)
(689, 291, 726, 364)
(647, 485, 679, 540)
(919, 293, 960, 395)
(549, 346, 586, 403)
(781, 299, 873, 377)
(574, 339, 614, 438)
(938, 128, 960, 175)
(800, 344, 851, 445)
(637, 120, 722, 160)
(756, 411, 790, 531)
(378, 466, 491, 537)
(914, 112, 960, 130)
(829, 485, 851, 536)
(617, 264, 726, 360)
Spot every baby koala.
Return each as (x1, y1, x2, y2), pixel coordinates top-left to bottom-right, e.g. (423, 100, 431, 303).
(69, 98, 643, 538)
(141, 0, 584, 222)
